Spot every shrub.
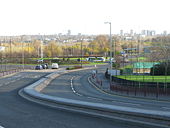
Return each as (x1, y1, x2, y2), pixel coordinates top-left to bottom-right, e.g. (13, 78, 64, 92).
(150, 62, 170, 75)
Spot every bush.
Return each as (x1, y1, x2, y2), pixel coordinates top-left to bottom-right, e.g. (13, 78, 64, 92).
(66, 66, 82, 70)
(150, 62, 170, 75)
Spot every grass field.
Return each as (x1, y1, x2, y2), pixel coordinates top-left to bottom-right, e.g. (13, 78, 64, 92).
(128, 57, 147, 61)
(115, 75, 170, 82)
(61, 62, 105, 66)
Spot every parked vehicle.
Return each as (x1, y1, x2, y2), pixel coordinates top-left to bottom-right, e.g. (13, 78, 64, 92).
(44, 63, 49, 69)
(86, 57, 105, 62)
(35, 65, 43, 70)
(51, 63, 59, 69)
(37, 59, 43, 63)
(108, 58, 116, 63)
(41, 63, 49, 69)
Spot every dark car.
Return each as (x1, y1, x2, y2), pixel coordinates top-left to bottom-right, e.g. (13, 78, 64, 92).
(44, 63, 49, 69)
(35, 65, 43, 70)
(41, 63, 49, 69)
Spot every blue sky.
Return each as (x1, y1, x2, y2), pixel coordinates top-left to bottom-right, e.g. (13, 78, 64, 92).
(0, 0, 170, 35)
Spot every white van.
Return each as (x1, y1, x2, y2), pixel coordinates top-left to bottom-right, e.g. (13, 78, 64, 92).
(51, 63, 59, 69)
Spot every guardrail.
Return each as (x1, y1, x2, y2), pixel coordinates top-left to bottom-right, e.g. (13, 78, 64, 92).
(0, 68, 24, 77)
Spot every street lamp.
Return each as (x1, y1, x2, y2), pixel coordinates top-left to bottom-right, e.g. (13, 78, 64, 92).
(21, 36, 25, 70)
(81, 39, 83, 67)
(104, 22, 112, 84)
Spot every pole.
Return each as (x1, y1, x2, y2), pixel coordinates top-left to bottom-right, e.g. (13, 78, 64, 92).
(105, 22, 112, 85)
(81, 40, 83, 67)
(40, 35, 44, 59)
(109, 23, 112, 84)
(21, 36, 25, 70)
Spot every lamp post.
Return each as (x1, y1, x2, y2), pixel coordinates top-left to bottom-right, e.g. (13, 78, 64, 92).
(21, 36, 25, 70)
(81, 40, 83, 67)
(104, 22, 112, 85)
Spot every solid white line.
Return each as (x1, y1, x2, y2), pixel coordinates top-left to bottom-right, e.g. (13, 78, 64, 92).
(11, 80, 16, 83)
(162, 107, 170, 110)
(87, 97, 103, 101)
(112, 101, 141, 106)
(0, 125, 5, 128)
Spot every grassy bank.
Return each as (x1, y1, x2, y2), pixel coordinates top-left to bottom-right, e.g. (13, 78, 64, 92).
(115, 75, 170, 82)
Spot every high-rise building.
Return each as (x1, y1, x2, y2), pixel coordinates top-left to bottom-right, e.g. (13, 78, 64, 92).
(120, 30, 123, 36)
(130, 29, 133, 36)
(67, 30, 71, 36)
(151, 30, 156, 36)
(141, 30, 147, 35)
(163, 30, 167, 35)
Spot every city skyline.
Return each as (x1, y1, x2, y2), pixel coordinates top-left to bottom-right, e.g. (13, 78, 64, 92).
(0, 0, 170, 36)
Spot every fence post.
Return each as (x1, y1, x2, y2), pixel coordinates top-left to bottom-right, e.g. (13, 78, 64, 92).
(144, 83, 146, 97)
(135, 82, 137, 96)
(126, 83, 129, 95)
(156, 82, 159, 99)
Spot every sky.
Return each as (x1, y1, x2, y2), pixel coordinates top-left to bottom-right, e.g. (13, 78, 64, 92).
(0, 0, 170, 36)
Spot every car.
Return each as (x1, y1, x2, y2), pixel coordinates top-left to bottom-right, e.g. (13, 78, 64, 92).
(51, 63, 59, 69)
(35, 65, 43, 70)
(37, 59, 43, 63)
(44, 63, 49, 69)
(41, 63, 49, 69)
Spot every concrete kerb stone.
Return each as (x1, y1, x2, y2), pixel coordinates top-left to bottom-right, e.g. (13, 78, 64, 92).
(21, 67, 170, 128)
(23, 85, 170, 128)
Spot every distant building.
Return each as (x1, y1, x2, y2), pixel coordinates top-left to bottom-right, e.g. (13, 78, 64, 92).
(120, 30, 123, 36)
(67, 30, 71, 36)
(141, 30, 156, 36)
(130, 29, 133, 36)
(141, 30, 147, 35)
(163, 30, 167, 35)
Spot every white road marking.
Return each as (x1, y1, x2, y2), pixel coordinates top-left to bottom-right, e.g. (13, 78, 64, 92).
(112, 101, 141, 106)
(11, 80, 16, 83)
(87, 97, 103, 101)
(71, 76, 104, 100)
(0, 125, 5, 128)
(162, 107, 170, 110)
(70, 76, 83, 96)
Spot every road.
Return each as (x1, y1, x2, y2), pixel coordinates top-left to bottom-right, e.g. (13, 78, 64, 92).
(42, 65, 170, 112)
(0, 69, 147, 128)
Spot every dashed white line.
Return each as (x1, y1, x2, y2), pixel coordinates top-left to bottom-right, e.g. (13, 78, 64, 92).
(70, 76, 83, 96)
